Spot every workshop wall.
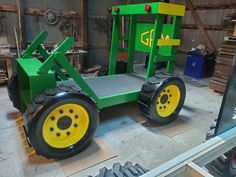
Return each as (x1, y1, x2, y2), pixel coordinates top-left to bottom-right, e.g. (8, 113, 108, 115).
(172, 0, 236, 50)
(0, 0, 80, 44)
(87, 0, 160, 66)
(171, 0, 236, 66)
(171, 0, 236, 50)
(87, 0, 123, 66)
(1, 0, 235, 68)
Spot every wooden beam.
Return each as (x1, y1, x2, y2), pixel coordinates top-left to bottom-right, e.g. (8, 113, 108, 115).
(184, 0, 215, 51)
(24, 7, 79, 17)
(0, 3, 16, 12)
(182, 24, 231, 31)
(16, 0, 26, 49)
(0, 3, 78, 17)
(79, 0, 88, 49)
(185, 162, 213, 177)
(186, 2, 236, 11)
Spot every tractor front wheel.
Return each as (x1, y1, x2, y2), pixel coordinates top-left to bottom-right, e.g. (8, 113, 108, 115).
(138, 76, 186, 125)
(24, 85, 99, 159)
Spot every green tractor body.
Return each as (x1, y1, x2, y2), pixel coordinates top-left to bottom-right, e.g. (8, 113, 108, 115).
(8, 2, 186, 159)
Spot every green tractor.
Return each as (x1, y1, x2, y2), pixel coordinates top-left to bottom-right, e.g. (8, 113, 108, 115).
(8, 2, 186, 159)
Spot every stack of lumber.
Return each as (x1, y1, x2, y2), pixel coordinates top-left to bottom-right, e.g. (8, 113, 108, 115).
(209, 39, 236, 93)
(0, 69, 7, 83)
(0, 36, 10, 55)
(0, 36, 11, 84)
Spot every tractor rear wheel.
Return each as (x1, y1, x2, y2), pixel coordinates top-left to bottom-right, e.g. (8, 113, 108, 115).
(138, 76, 186, 125)
(24, 85, 99, 159)
(7, 74, 21, 111)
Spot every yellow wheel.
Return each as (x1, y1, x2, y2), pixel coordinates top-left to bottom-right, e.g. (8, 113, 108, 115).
(25, 85, 99, 159)
(139, 77, 186, 125)
(156, 85, 181, 118)
(42, 104, 90, 149)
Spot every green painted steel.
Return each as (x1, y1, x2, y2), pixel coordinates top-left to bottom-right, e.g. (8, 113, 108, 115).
(127, 15, 137, 73)
(16, 2, 185, 112)
(135, 23, 155, 53)
(22, 31, 48, 58)
(38, 37, 74, 74)
(108, 16, 120, 75)
(146, 15, 164, 79)
(99, 90, 140, 108)
(54, 52, 102, 107)
(135, 23, 177, 54)
(22, 30, 68, 80)
(17, 58, 56, 111)
(111, 2, 185, 16)
(109, 2, 184, 78)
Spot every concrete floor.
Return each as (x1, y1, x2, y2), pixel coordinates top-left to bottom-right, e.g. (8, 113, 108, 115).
(0, 70, 223, 177)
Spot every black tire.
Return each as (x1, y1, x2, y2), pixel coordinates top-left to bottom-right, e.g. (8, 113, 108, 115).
(138, 76, 186, 125)
(98, 61, 127, 76)
(7, 74, 21, 111)
(24, 85, 99, 159)
(98, 65, 109, 76)
(90, 161, 149, 177)
(205, 122, 236, 177)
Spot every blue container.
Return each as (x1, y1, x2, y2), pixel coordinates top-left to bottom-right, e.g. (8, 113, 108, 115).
(184, 53, 214, 79)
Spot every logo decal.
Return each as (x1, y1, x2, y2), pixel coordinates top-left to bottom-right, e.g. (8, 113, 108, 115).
(141, 29, 170, 47)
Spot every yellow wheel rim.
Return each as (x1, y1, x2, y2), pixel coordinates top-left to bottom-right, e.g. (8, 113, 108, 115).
(156, 85, 181, 118)
(42, 103, 89, 149)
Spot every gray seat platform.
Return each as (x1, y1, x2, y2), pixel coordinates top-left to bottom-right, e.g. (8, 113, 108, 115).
(59, 73, 146, 98)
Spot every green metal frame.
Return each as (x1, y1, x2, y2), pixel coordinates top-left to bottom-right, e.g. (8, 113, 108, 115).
(16, 2, 185, 112)
(108, 2, 185, 79)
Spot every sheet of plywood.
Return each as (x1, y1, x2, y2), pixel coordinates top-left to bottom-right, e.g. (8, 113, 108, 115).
(60, 138, 117, 176)
(159, 118, 193, 138)
(185, 162, 213, 177)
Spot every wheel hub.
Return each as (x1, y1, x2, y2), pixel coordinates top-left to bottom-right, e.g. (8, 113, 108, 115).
(57, 116, 72, 130)
(156, 85, 181, 118)
(160, 94, 168, 104)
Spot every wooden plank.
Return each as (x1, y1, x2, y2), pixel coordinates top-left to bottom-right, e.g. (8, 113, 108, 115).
(221, 43, 236, 49)
(185, 162, 213, 177)
(0, 3, 16, 12)
(219, 51, 236, 56)
(24, 7, 79, 17)
(210, 77, 228, 84)
(184, 0, 215, 51)
(182, 24, 227, 31)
